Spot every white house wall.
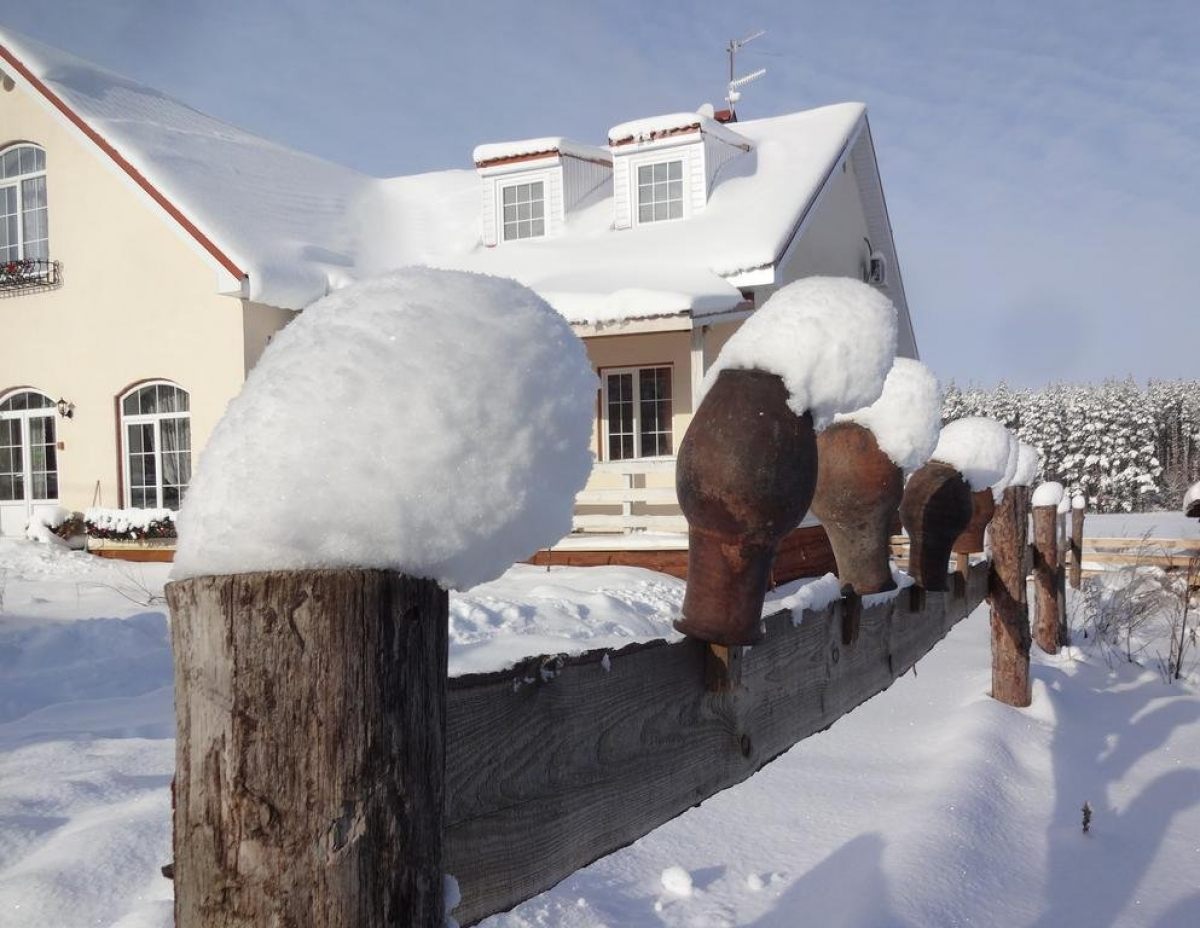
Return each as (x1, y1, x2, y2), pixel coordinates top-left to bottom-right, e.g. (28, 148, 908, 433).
(561, 156, 612, 213)
(0, 76, 272, 521)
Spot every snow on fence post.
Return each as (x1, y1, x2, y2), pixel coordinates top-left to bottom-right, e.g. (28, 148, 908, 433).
(1070, 496, 1086, 589)
(989, 483, 1032, 706)
(1031, 483, 1063, 654)
(167, 570, 449, 927)
(164, 269, 599, 928)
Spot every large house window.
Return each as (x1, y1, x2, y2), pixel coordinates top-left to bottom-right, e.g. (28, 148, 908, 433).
(501, 181, 545, 241)
(636, 160, 683, 223)
(120, 381, 192, 509)
(0, 389, 58, 507)
(1, 144, 49, 263)
(603, 366, 673, 460)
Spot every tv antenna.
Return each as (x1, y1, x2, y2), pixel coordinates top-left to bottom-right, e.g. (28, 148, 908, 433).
(725, 29, 767, 118)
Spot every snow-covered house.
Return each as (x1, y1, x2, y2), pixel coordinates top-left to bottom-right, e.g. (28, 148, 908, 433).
(0, 26, 919, 569)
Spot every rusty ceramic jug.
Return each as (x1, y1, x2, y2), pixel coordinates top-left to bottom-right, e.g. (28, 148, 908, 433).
(953, 489, 995, 554)
(899, 460, 973, 591)
(675, 368, 817, 645)
(810, 421, 903, 595)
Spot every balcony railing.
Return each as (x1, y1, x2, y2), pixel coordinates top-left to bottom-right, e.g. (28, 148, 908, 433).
(0, 257, 62, 295)
(573, 458, 688, 534)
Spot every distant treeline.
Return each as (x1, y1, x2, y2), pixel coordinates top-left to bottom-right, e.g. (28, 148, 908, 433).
(942, 379, 1200, 514)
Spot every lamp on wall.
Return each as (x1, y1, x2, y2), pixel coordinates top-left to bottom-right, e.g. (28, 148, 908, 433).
(56, 398, 74, 419)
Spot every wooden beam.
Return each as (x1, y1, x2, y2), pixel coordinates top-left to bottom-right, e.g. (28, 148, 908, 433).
(444, 561, 990, 925)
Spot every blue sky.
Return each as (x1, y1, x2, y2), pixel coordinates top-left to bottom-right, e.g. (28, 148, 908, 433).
(3, 0, 1196, 387)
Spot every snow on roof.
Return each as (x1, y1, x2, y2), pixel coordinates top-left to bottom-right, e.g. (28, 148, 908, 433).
(356, 104, 868, 324)
(1, 26, 369, 309)
(608, 112, 751, 150)
(4, 28, 886, 327)
(473, 137, 611, 166)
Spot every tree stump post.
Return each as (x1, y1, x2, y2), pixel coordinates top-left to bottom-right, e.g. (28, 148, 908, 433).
(167, 569, 448, 928)
(1070, 503, 1085, 589)
(1032, 504, 1061, 654)
(989, 487, 1031, 707)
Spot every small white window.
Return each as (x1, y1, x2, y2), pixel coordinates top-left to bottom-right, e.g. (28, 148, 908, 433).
(603, 366, 673, 460)
(120, 381, 192, 509)
(501, 181, 545, 241)
(636, 160, 683, 224)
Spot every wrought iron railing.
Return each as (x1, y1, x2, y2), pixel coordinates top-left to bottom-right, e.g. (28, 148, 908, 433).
(0, 257, 62, 294)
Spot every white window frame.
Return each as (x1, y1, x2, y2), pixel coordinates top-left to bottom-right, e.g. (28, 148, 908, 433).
(600, 365, 674, 462)
(496, 172, 550, 242)
(629, 152, 687, 227)
(119, 380, 192, 510)
(0, 389, 59, 517)
(0, 143, 49, 263)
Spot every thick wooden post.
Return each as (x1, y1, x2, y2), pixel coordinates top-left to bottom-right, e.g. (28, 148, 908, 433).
(1032, 504, 1060, 653)
(167, 569, 448, 928)
(989, 486, 1031, 706)
(1069, 502, 1085, 589)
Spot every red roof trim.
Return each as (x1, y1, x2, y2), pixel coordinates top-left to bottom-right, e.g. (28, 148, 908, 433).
(0, 42, 247, 282)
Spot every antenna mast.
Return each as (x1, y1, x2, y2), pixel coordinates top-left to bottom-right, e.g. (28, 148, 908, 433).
(725, 29, 766, 119)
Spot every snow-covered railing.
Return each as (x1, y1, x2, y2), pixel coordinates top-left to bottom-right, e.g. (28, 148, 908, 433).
(0, 256, 61, 295)
(573, 458, 687, 533)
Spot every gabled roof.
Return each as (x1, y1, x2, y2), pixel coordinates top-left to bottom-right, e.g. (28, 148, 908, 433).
(356, 103, 917, 354)
(0, 25, 368, 309)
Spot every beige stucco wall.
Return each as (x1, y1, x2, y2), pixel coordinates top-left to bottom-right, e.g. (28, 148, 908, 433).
(0, 77, 265, 525)
(243, 302, 297, 374)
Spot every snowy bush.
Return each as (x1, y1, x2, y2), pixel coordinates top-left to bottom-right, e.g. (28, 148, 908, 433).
(173, 267, 598, 589)
(84, 507, 176, 541)
(943, 379, 1200, 513)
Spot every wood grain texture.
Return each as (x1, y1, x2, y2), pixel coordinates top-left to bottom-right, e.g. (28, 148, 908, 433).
(1070, 507, 1085, 589)
(1032, 505, 1061, 654)
(989, 487, 1031, 707)
(167, 570, 448, 928)
(444, 562, 990, 926)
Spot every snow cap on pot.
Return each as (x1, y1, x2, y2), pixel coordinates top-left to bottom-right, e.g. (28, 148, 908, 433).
(813, 359, 941, 595)
(677, 276, 898, 645)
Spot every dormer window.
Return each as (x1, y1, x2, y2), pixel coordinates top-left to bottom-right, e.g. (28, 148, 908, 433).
(636, 160, 683, 224)
(501, 181, 546, 241)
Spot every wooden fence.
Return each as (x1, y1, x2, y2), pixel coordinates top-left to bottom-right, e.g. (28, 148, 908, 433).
(444, 564, 989, 924)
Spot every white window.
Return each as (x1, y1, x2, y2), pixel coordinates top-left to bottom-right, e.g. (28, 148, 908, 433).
(603, 366, 673, 460)
(0, 144, 48, 263)
(120, 382, 192, 509)
(636, 160, 683, 223)
(501, 181, 545, 240)
(0, 390, 59, 528)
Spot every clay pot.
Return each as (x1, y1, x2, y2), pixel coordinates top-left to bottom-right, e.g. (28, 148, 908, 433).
(675, 369, 817, 645)
(810, 421, 903, 595)
(953, 489, 996, 554)
(899, 461, 973, 591)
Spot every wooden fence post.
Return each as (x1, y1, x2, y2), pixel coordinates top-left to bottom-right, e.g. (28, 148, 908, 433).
(990, 486, 1031, 706)
(167, 569, 448, 928)
(1070, 501, 1085, 589)
(1032, 503, 1060, 653)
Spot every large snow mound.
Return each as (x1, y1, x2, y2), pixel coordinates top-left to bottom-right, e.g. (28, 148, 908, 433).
(173, 268, 598, 588)
(834, 358, 940, 472)
(932, 418, 1015, 492)
(701, 277, 897, 428)
(1184, 480, 1200, 512)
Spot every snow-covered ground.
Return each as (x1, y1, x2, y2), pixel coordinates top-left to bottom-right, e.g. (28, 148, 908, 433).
(2, 536, 1199, 927)
(1087, 511, 1198, 540)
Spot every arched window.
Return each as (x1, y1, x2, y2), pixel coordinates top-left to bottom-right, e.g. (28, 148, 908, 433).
(1, 144, 48, 263)
(120, 381, 191, 509)
(0, 389, 58, 536)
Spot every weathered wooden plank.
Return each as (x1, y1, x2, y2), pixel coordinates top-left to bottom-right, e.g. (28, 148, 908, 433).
(444, 561, 990, 925)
